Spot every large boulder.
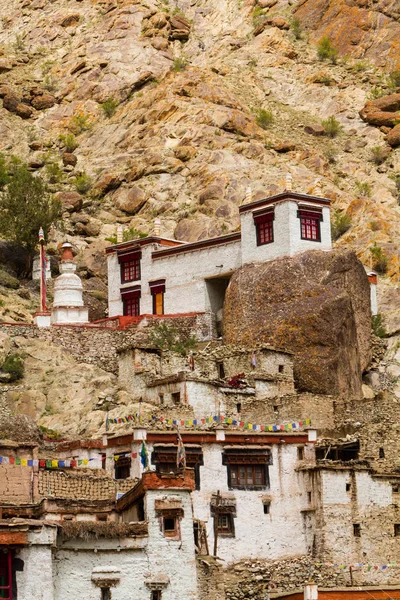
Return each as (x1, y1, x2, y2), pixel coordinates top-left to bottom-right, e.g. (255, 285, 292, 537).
(359, 94, 400, 128)
(223, 249, 371, 397)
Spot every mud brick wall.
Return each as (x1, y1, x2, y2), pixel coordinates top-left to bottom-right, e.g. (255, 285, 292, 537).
(38, 469, 136, 500)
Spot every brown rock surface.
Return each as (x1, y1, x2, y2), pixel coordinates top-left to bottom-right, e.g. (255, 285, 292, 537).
(30, 93, 56, 110)
(56, 191, 83, 212)
(223, 249, 371, 397)
(114, 186, 147, 214)
(387, 124, 400, 149)
(359, 94, 400, 128)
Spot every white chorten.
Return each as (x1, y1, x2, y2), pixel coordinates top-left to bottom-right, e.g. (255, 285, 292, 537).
(51, 243, 89, 325)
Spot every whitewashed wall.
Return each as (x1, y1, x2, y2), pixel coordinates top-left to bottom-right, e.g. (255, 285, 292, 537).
(16, 527, 56, 600)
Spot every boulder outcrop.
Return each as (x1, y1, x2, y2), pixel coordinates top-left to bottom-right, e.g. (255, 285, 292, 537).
(223, 249, 371, 397)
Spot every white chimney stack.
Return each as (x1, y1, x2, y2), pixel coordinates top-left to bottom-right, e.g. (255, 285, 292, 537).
(286, 173, 293, 191)
(245, 186, 252, 204)
(117, 225, 124, 244)
(154, 217, 161, 236)
(304, 582, 318, 600)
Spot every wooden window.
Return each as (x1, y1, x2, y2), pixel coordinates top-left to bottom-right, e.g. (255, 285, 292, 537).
(114, 454, 131, 480)
(0, 550, 12, 600)
(229, 464, 266, 488)
(297, 446, 304, 460)
(151, 591, 162, 600)
(394, 524, 400, 537)
(224, 451, 270, 490)
(254, 212, 274, 246)
(298, 209, 322, 242)
(101, 588, 111, 600)
(216, 513, 234, 536)
(152, 447, 203, 490)
(119, 251, 141, 283)
(163, 516, 177, 537)
(150, 280, 166, 316)
(123, 296, 140, 317)
(353, 524, 361, 537)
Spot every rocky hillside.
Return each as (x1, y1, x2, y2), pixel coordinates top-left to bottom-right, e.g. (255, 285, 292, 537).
(0, 0, 398, 321)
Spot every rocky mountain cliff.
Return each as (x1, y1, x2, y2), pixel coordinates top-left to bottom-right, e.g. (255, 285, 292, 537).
(0, 0, 399, 320)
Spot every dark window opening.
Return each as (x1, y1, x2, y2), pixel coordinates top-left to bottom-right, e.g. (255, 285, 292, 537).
(171, 392, 181, 406)
(393, 485, 399, 493)
(101, 588, 111, 600)
(379, 447, 385, 459)
(316, 440, 359, 462)
(307, 491, 312, 503)
(353, 524, 361, 537)
(62, 514, 74, 521)
(0, 550, 12, 600)
(346, 483, 351, 492)
(138, 497, 145, 522)
(394, 524, 400, 537)
(278, 365, 284, 373)
(236, 402, 241, 414)
(101, 453, 106, 470)
(298, 209, 322, 242)
(114, 455, 131, 480)
(263, 502, 270, 515)
(297, 446, 304, 461)
(97, 514, 107, 522)
(254, 211, 274, 246)
(163, 516, 177, 537)
(273, 405, 278, 414)
(217, 362, 225, 379)
(152, 447, 203, 490)
(159, 393, 164, 406)
(216, 513, 235, 536)
(121, 258, 140, 283)
(123, 296, 140, 317)
(151, 591, 162, 600)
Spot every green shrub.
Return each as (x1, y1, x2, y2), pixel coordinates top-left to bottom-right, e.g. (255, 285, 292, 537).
(369, 220, 380, 231)
(369, 242, 387, 274)
(69, 112, 93, 135)
(368, 86, 386, 100)
(317, 36, 338, 64)
(252, 6, 266, 26)
(101, 97, 118, 118)
(74, 171, 92, 194)
(172, 57, 188, 72)
(149, 321, 197, 356)
(372, 313, 386, 338)
(0, 269, 19, 289)
(2, 354, 24, 382)
(331, 210, 351, 241)
(59, 133, 78, 153)
(355, 180, 371, 198)
(370, 146, 387, 166)
(322, 115, 342, 138)
(46, 162, 64, 184)
(106, 227, 148, 244)
(323, 145, 338, 164)
(350, 60, 368, 73)
(255, 108, 273, 129)
(290, 17, 303, 40)
(388, 70, 400, 89)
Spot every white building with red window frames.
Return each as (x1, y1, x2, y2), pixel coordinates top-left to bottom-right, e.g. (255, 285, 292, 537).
(106, 189, 332, 333)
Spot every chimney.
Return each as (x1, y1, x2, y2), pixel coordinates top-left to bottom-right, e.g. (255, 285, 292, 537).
(367, 271, 378, 316)
(285, 173, 293, 191)
(117, 225, 124, 244)
(245, 186, 252, 204)
(154, 217, 161, 236)
(313, 178, 322, 196)
(60, 242, 74, 262)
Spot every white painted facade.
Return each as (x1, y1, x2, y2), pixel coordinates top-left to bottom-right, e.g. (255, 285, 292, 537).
(51, 243, 88, 325)
(106, 192, 332, 327)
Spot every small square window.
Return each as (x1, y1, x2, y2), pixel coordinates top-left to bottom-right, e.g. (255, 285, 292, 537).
(62, 514, 74, 521)
(353, 524, 361, 537)
(171, 392, 181, 406)
(263, 502, 270, 515)
(97, 514, 107, 522)
(297, 446, 304, 461)
(278, 365, 284, 373)
(255, 215, 274, 246)
(346, 483, 351, 492)
(394, 524, 400, 537)
(163, 516, 177, 537)
(216, 513, 235, 536)
(379, 447, 385, 459)
(236, 402, 241, 414)
(393, 485, 399, 493)
(273, 405, 278, 413)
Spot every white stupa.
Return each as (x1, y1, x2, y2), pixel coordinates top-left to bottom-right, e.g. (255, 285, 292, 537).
(50, 243, 89, 325)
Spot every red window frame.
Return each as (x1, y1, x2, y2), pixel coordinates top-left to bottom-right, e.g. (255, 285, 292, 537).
(0, 550, 12, 600)
(150, 280, 166, 316)
(123, 296, 140, 317)
(118, 251, 141, 283)
(254, 211, 274, 246)
(299, 210, 322, 242)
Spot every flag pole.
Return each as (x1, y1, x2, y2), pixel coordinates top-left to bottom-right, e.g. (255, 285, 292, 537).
(38, 227, 47, 312)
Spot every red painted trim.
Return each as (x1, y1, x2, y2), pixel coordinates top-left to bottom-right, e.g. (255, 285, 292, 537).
(106, 236, 184, 255)
(151, 232, 241, 260)
(278, 590, 400, 600)
(107, 432, 310, 447)
(239, 191, 330, 214)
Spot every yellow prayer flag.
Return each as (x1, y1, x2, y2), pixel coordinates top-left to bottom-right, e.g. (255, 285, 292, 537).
(52, 460, 58, 467)
(83, 459, 89, 465)
(21, 459, 27, 466)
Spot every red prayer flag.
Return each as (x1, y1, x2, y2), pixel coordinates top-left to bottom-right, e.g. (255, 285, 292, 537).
(39, 459, 46, 468)
(9, 457, 15, 465)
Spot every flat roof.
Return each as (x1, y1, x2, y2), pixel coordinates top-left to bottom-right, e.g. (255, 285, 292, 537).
(152, 231, 241, 260)
(105, 235, 185, 255)
(239, 191, 331, 214)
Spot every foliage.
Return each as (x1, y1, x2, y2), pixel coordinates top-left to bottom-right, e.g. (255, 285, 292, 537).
(13, 34, 25, 53)
(331, 209, 351, 241)
(388, 70, 400, 89)
(74, 171, 92, 194)
(0, 161, 61, 254)
(43, 74, 58, 92)
(369, 242, 388, 274)
(101, 97, 119, 118)
(255, 108, 273, 129)
(59, 133, 78, 153)
(368, 86, 386, 100)
(354, 180, 371, 198)
(172, 57, 188, 72)
(39, 425, 62, 440)
(369, 220, 380, 232)
(2, 354, 24, 382)
(0, 269, 19, 289)
(68, 111, 93, 135)
(371, 313, 386, 338)
(317, 36, 338, 64)
(252, 6, 266, 26)
(370, 146, 387, 165)
(46, 161, 64, 184)
(389, 173, 400, 202)
(290, 17, 303, 40)
(349, 60, 369, 73)
(323, 145, 338, 164)
(149, 322, 197, 356)
(0, 154, 10, 188)
(106, 227, 148, 244)
(322, 115, 342, 138)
